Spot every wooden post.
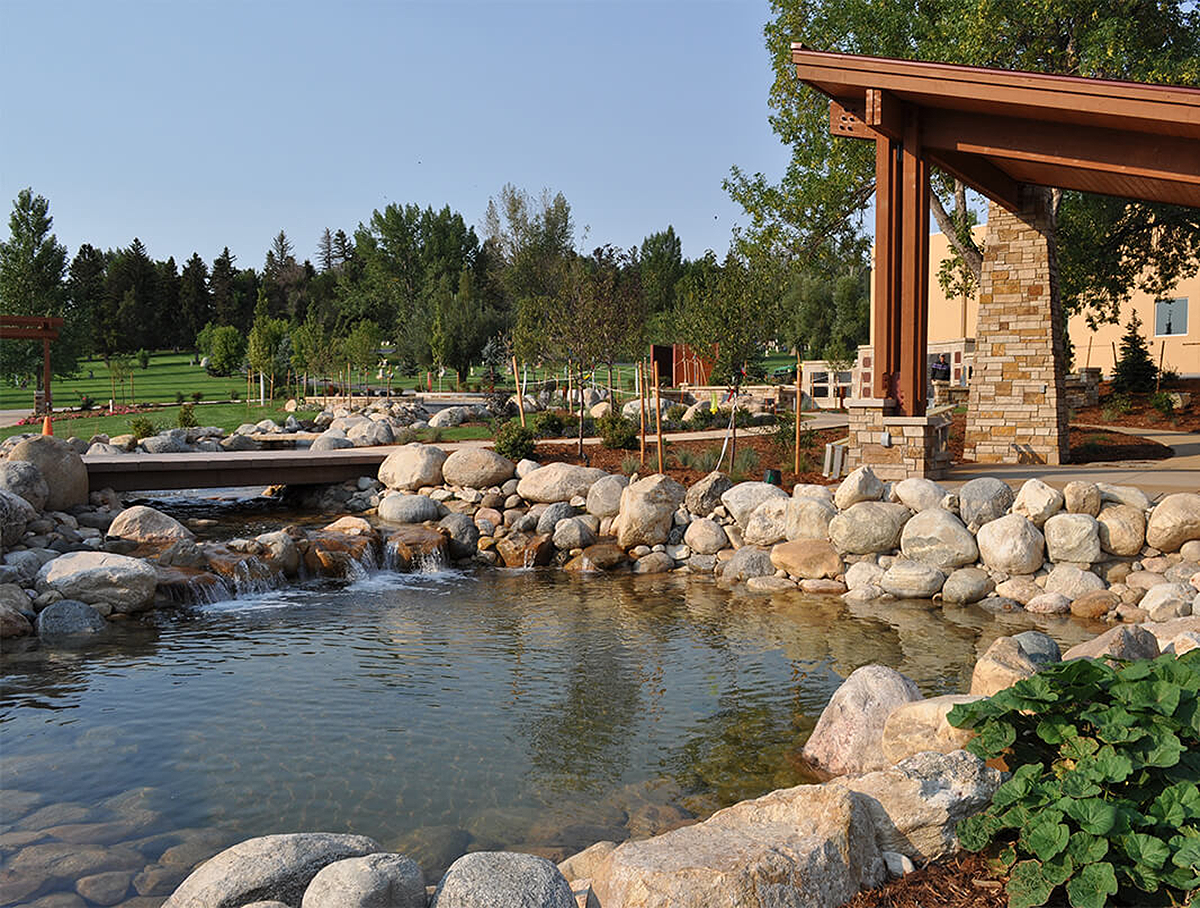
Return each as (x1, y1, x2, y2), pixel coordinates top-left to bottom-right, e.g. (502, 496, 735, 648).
(794, 351, 802, 475)
(1157, 341, 1166, 392)
(512, 355, 526, 426)
(1085, 336, 1093, 369)
(42, 337, 52, 415)
(638, 361, 647, 467)
(1111, 342, 1118, 377)
(653, 360, 664, 474)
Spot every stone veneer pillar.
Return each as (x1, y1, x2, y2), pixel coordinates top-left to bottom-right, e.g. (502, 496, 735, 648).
(964, 189, 1069, 464)
(845, 400, 950, 481)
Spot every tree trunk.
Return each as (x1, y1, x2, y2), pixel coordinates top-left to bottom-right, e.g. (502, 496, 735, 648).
(731, 381, 738, 472)
(577, 364, 586, 461)
(929, 180, 983, 285)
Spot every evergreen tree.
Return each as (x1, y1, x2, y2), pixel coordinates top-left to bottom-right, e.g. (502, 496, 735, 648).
(317, 228, 335, 273)
(0, 188, 77, 385)
(210, 247, 238, 325)
(178, 254, 212, 348)
(155, 256, 181, 348)
(1111, 310, 1157, 394)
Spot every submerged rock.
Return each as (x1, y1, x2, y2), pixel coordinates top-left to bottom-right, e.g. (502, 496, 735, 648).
(432, 852, 574, 908)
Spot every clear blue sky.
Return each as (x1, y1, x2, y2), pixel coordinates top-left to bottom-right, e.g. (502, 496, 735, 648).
(0, 0, 792, 270)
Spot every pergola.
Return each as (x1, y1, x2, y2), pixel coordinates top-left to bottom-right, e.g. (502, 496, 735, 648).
(0, 316, 65, 415)
(791, 48, 1200, 425)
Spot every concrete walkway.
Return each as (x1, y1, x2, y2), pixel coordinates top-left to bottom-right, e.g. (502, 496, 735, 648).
(944, 424, 1200, 497)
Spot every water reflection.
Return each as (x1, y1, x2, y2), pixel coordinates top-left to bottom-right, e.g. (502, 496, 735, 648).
(0, 569, 1101, 904)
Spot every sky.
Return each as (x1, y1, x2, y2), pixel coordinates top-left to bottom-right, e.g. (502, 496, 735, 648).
(0, 0, 796, 270)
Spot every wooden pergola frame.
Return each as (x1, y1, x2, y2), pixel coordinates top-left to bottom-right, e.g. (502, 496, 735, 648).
(792, 47, 1200, 417)
(1, 315, 65, 414)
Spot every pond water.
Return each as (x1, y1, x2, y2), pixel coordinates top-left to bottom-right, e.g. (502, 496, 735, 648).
(0, 567, 1099, 906)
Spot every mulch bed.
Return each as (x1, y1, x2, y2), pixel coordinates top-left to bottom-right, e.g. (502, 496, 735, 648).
(841, 852, 1007, 908)
(535, 428, 848, 486)
(945, 411, 1173, 465)
(1072, 378, 1200, 432)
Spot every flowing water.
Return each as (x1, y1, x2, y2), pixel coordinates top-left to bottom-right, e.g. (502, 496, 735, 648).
(0, 567, 1100, 905)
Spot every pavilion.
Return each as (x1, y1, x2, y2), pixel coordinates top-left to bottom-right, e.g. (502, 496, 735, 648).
(791, 48, 1200, 478)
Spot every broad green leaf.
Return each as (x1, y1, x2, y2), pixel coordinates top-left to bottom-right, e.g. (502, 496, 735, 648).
(1000, 802, 1035, 830)
(1037, 715, 1078, 744)
(1122, 860, 1162, 892)
(994, 763, 1041, 807)
(995, 844, 1018, 870)
(1122, 832, 1170, 870)
(1021, 816, 1070, 861)
(1007, 859, 1054, 908)
(1067, 830, 1109, 865)
(1066, 861, 1118, 908)
(1149, 782, 1200, 826)
(1064, 798, 1119, 836)
(1117, 660, 1154, 681)
(1134, 731, 1184, 769)
(1061, 736, 1100, 761)
(956, 812, 999, 851)
(1111, 679, 1181, 717)
(1041, 851, 1074, 887)
(1088, 745, 1133, 783)
(1014, 671, 1061, 703)
(977, 719, 1017, 755)
(1061, 771, 1102, 799)
(1171, 835, 1200, 870)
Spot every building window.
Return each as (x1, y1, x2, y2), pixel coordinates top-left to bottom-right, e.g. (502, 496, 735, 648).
(1155, 298, 1188, 337)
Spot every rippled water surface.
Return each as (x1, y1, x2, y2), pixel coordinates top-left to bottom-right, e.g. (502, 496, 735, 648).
(0, 569, 1098, 904)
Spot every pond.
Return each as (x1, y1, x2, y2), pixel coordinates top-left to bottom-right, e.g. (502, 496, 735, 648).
(0, 567, 1098, 905)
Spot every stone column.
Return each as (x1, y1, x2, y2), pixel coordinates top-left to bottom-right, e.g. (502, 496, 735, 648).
(845, 399, 950, 481)
(964, 188, 1068, 464)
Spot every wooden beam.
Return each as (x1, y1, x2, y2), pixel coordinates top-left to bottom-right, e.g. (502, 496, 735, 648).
(873, 135, 901, 399)
(0, 327, 61, 340)
(865, 88, 903, 142)
(897, 108, 929, 418)
(924, 148, 1022, 213)
(829, 100, 872, 138)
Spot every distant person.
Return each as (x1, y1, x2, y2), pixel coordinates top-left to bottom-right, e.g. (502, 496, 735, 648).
(931, 354, 951, 382)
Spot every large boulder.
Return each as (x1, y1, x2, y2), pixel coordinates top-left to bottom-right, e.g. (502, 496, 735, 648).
(590, 785, 884, 908)
(1097, 503, 1146, 556)
(431, 852, 573, 908)
(442, 449, 515, 489)
(517, 463, 608, 503)
(438, 514, 480, 559)
(428, 406, 469, 428)
(311, 428, 354, 452)
(0, 488, 37, 546)
(880, 695, 981, 765)
(770, 539, 843, 580)
(142, 432, 190, 454)
(552, 517, 596, 552)
(0, 459, 49, 511)
(958, 477, 1014, 531)
(1043, 513, 1101, 563)
(892, 478, 949, 513)
(0, 585, 33, 638)
(976, 515, 1045, 575)
(899, 509, 978, 570)
(1098, 482, 1153, 511)
(36, 552, 157, 614)
(828, 751, 1002, 862)
(8, 435, 88, 510)
(719, 546, 776, 584)
(586, 474, 628, 518)
(378, 493, 441, 524)
(785, 496, 837, 542)
(347, 420, 394, 447)
(743, 497, 789, 546)
(163, 833, 381, 908)
(940, 568, 995, 604)
(1063, 625, 1159, 662)
(107, 505, 194, 545)
(35, 598, 107, 640)
(1063, 481, 1102, 516)
(834, 466, 884, 510)
(614, 475, 685, 548)
(1012, 478, 1064, 528)
(1043, 564, 1106, 601)
(970, 634, 1058, 696)
(880, 561, 945, 599)
(535, 502, 577, 535)
(684, 518, 727, 555)
(828, 502, 911, 555)
(685, 471, 732, 516)
(1146, 493, 1200, 552)
(378, 445, 447, 491)
(721, 482, 789, 529)
(1139, 583, 1195, 621)
(801, 664, 921, 776)
(301, 853, 425, 908)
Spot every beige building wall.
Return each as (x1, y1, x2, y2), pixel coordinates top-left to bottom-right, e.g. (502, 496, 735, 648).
(871, 225, 1200, 378)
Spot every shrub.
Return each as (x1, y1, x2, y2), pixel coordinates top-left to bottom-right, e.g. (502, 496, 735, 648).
(620, 455, 641, 475)
(191, 391, 204, 402)
(1111, 311, 1157, 394)
(1101, 394, 1132, 421)
(666, 404, 686, 423)
(129, 416, 158, 439)
(1150, 392, 1176, 418)
(597, 413, 638, 450)
(530, 410, 565, 438)
(948, 651, 1200, 908)
(495, 419, 536, 461)
(175, 390, 185, 404)
(685, 407, 720, 430)
(730, 447, 759, 480)
(77, 394, 95, 411)
(136, 348, 151, 370)
(177, 403, 197, 429)
(230, 389, 240, 401)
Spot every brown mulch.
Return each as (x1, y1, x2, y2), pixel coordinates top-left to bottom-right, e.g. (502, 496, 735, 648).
(1072, 378, 1200, 432)
(840, 852, 1007, 908)
(535, 428, 847, 486)
(946, 411, 1173, 465)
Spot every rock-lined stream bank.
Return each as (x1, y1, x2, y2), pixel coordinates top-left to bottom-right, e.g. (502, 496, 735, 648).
(2, 435, 1199, 907)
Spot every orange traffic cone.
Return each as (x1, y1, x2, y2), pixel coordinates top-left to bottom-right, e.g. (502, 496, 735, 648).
(42, 414, 53, 436)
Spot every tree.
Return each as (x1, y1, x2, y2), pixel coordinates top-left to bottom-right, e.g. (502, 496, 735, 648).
(247, 288, 289, 399)
(208, 326, 247, 376)
(1111, 310, 1157, 394)
(178, 253, 212, 348)
(429, 270, 501, 387)
(210, 247, 239, 326)
(587, 245, 645, 391)
(100, 238, 159, 353)
(342, 319, 382, 397)
(779, 266, 868, 360)
(0, 188, 76, 388)
(317, 228, 335, 273)
(729, 0, 1200, 323)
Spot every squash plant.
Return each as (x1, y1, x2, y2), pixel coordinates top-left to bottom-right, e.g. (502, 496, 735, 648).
(948, 650, 1200, 908)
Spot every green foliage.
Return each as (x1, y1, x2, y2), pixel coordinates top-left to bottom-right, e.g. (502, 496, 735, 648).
(1150, 392, 1176, 418)
(136, 348, 151, 369)
(207, 326, 246, 376)
(597, 413, 638, 450)
(620, 455, 641, 475)
(948, 651, 1200, 907)
(176, 403, 197, 428)
(229, 388, 240, 401)
(1112, 311, 1158, 394)
(77, 394, 95, 411)
(666, 404, 686, 423)
(494, 419, 536, 462)
(530, 410, 564, 438)
(730, 447, 760, 481)
(128, 416, 158, 439)
(174, 390, 185, 404)
(191, 391, 203, 402)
